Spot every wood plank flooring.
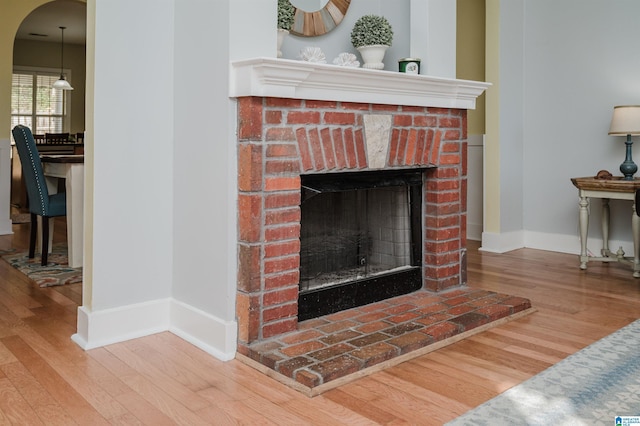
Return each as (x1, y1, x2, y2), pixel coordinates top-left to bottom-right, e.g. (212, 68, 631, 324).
(1, 221, 639, 425)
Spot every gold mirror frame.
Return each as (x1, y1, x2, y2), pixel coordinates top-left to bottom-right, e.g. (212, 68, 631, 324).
(289, 0, 351, 37)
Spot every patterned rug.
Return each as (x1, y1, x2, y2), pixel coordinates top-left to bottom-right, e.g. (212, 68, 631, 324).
(446, 319, 640, 425)
(0, 245, 82, 287)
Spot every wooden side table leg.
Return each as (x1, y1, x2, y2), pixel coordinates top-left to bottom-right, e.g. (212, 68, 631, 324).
(601, 198, 610, 256)
(579, 195, 589, 269)
(632, 202, 640, 278)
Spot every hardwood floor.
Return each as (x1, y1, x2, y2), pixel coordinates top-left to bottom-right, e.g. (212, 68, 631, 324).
(1, 222, 639, 425)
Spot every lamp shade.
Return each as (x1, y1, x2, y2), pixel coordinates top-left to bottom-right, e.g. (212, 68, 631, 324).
(53, 77, 74, 91)
(609, 105, 640, 135)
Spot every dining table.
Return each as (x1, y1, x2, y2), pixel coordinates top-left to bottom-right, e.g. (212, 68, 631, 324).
(41, 155, 84, 268)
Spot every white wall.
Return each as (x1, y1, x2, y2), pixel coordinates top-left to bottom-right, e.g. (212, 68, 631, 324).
(521, 1, 640, 254)
(91, 0, 174, 309)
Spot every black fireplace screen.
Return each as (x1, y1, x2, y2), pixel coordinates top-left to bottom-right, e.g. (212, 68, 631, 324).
(298, 170, 424, 320)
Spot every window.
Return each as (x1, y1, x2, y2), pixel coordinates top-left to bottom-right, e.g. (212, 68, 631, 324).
(11, 68, 69, 135)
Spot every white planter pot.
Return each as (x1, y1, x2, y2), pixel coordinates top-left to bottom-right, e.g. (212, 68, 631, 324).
(277, 29, 289, 58)
(357, 45, 389, 70)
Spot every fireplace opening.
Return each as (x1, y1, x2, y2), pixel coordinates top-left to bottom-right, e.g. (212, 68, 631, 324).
(298, 169, 424, 321)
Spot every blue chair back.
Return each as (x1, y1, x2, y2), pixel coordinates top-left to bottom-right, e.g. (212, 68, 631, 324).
(12, 125, 51, 216)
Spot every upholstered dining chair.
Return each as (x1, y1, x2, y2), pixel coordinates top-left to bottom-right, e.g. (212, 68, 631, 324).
(12, 125, 67, 266)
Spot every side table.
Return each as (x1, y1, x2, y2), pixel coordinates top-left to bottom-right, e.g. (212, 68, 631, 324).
(571, 176, 640, 278)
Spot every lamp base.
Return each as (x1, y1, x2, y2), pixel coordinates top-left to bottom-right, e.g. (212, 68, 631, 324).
(620, 135, 637, 180)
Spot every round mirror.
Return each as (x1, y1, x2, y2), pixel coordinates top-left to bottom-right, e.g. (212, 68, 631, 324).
(288, 0, 351, 37)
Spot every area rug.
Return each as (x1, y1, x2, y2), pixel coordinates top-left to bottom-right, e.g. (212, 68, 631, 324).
(446, 319, 640, 425)
(0, 245, 82, 287)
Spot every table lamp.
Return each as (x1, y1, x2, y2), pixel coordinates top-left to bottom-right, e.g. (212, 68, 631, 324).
(609, 105, 640, 180)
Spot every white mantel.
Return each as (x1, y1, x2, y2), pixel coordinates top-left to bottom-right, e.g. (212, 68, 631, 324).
(229, 57, 490, 109)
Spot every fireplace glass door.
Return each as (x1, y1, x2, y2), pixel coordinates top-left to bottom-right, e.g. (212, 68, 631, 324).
(298, 170, 423, 320)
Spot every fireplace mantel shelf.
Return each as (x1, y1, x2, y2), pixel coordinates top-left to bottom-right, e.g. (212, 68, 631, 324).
(230, 57, 490, 109)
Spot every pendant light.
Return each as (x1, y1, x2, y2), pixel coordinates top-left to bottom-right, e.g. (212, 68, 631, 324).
(52, 26, 73, 91)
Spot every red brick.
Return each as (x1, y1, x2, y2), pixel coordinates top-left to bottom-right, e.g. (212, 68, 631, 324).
(280, 340, 325, 357)
(264, 271, 299, 290)
(388, 311, 421, 324)
(423, 128, 435, 164)
(264, 224, 300, 242)
(264, 255, 299, 275)
(443, 130, 461, 141)
(263, 317, 298, 338)
(354, 129, 367, 168)
(277, 356, 313, 378)
(264, 240, 300, 258)
(265, 176, 300, 192)
(265, 159, 300, 175)
(263, 287, 299, 308)
(372, 103, 399, 111)
(387, 331, 432, 354)
(263, 303, 298, 323)
(393, 114, 412, 127)
(265, 110, 282, 124)
(332, 128, 347, 169)
(350, 342, 398, 368)
(388, 128, 400, 166)
(447, 305, 474, 316)
(265, 127, 296, 141)
(439, 117, 461, 128)
(415, 313, 452, 326)
(320, 330, 362, 345)
(309, 355, 361, 383)
(404, 128, 418, 165)
(266, 97, 302, 108)
(341, 102, 370, 110)
(317, 320, 358, 334)
(265, 208, 300, 226)
(264, 192, 300, 209)
(306, 99, 338, 109)
(355, 320, 392, 334)
(237, 244, 261, 293)
(288, 111, 321, 124)
(320, 128, 336, 169)
(344, 128, 358, 168)
(280, 329, 324, 345)
(295, 370, 321, 388)
(442, 142, 460, 153)
(414, 129, 427, 166)
(238, 144, 262, 192)
(414, 115, 437, 127)
(422, 322, 459, 341)
(296, 127, 314, 171)
(424, 251, 461, 267)
(428, 130, 442, 165)
(476, 304, 513, 321)
(266, 143, 298, 158)
(439, 153, 461, 165)
(238, 97, 263, 140)
(308, 128, 325, 170)
(324, 111, 355, 125)
(449, 312, 489, 331)
(238, 194, 262, 242)
(236, 293, 260, 343)
(309, 343, 355, 361)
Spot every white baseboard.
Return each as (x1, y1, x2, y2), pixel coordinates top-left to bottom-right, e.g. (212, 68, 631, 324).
(72, 298, 237, 361)
(479, 229, 634, 257)
(170, 299, 237, 361)
(480, 230, 525, 253)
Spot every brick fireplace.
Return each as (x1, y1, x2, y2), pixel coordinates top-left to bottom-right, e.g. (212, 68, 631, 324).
(232, 58, 491, 354)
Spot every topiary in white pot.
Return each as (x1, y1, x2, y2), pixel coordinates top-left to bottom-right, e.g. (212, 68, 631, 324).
(350, 15, 394, 69)
(277, 0, 295, 58)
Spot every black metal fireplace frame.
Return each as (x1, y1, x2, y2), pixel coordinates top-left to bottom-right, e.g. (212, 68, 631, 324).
(298, 169, 425, 321)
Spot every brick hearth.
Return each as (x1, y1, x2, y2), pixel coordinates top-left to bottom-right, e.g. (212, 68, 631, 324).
(238, 287, 532, 395)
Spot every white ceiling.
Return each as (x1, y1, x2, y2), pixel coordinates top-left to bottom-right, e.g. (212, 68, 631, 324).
(15, 0, 86, 45)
